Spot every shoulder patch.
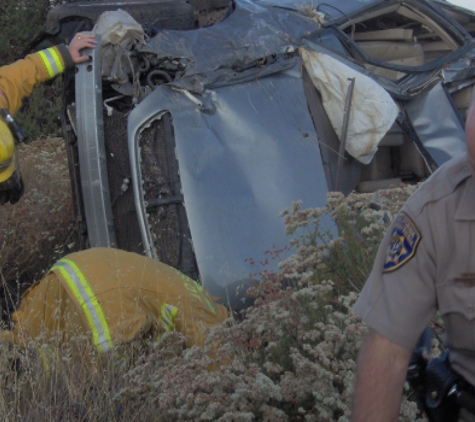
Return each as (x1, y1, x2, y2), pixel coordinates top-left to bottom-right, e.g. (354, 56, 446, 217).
(383, 212, 421, 273)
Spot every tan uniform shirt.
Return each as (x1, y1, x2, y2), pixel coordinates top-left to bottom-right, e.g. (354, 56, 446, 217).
(354, 154, 475, 385)
(1, 248, 229, 353)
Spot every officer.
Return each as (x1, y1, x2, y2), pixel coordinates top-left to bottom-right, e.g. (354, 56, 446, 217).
(351, 88, 475, 422)
(0, 32, 97, 205)
(0, 248, 229, 354)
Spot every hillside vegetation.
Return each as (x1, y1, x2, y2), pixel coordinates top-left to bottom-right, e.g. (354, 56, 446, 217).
(0, 2, 439, 420)
(0, 137, 438, 421)
(0, 138, 74, 319)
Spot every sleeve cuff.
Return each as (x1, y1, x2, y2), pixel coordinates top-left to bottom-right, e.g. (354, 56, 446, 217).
(56, 44, 74, 70)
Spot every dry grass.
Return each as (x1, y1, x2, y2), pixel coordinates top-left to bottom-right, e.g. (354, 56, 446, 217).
(0, 137, 74, 317)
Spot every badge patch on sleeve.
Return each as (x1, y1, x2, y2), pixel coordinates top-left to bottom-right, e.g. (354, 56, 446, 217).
(383, 212, 421, 273)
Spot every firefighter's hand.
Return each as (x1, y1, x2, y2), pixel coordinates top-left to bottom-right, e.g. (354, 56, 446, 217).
(69, 33, 98, 64)
(0, 177, 24, 205)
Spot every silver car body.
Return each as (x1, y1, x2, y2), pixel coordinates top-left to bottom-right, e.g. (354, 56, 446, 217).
(71, 0, 475, 305)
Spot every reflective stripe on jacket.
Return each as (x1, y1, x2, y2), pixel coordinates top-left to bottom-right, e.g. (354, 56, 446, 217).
(37, 47, 67, 79)
(52, 258, 113, 353)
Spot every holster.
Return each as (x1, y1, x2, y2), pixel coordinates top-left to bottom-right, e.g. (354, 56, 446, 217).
(407, 328, 475, 422)
(424, 351, 461, 422)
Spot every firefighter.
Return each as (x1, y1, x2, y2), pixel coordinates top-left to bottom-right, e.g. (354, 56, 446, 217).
(0, 32, 97, 205)
(0, 248, 230, 354)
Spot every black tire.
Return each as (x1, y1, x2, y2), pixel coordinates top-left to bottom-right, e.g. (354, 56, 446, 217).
(28, 0, 233, 53)
(46, 0, 196, 32)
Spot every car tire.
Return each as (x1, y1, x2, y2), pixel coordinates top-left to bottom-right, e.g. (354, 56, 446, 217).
(46, 0, 196, 32)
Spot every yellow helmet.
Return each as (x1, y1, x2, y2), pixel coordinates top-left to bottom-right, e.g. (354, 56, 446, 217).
(0, 119, 16, 183)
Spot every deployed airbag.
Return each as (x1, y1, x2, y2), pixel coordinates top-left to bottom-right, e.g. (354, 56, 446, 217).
(301, 49, 399, 164)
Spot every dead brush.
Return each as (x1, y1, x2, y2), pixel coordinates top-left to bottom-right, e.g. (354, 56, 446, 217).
(0, 336, 139, 421)
(0, 137, 74, 316)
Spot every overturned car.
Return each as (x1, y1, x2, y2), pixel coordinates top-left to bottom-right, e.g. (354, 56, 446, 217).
(40, 0, 475, 306)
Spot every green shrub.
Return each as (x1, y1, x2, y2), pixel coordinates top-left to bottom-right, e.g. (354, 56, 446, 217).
(0, 0, 49, 63)
(0, 0, 63, 139)
(14, 80, 64, 141)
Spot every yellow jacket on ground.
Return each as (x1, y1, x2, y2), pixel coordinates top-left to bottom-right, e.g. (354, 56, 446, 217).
(0, 248, 229, 352)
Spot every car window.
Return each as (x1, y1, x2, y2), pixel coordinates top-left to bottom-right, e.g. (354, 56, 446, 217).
(339, 3, 470, 80)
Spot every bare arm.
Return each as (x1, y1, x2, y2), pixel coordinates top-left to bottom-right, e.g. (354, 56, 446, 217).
(351, 329, 413, 422)
(68, 33, 98, 64)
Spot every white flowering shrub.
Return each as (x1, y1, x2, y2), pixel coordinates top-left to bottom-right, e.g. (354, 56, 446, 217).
(112, 185, 429, 422)
(277, 187, 419, 294)
(115, 284, 365, 421)
(0, 156, 434, 422)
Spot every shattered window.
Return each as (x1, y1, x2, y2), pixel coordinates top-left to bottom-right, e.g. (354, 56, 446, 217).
(341, 4, 464, 80)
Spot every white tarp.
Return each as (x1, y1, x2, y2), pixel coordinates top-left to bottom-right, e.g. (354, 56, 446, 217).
(301, 49, 399, 164)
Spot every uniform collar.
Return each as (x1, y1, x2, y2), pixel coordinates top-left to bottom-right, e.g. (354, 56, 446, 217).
(455, 175, 475, 221)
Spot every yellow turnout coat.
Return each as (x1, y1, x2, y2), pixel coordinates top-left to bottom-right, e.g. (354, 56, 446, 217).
(0, 248, 229, 352)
